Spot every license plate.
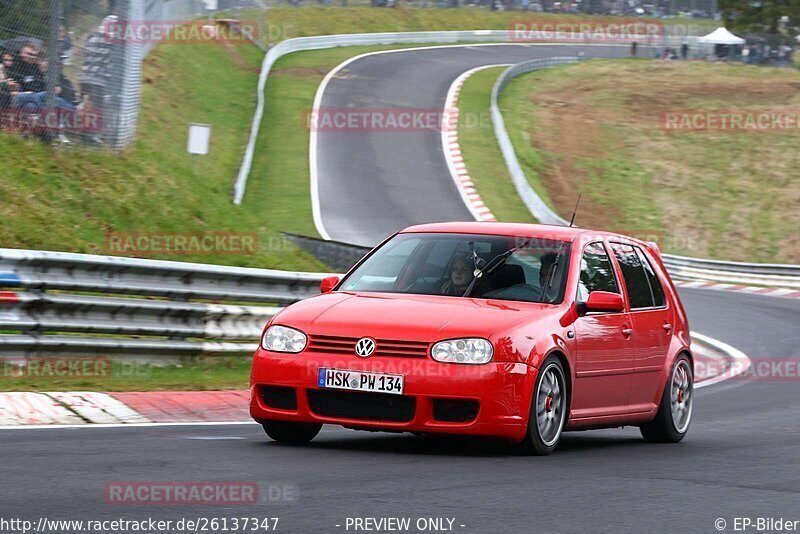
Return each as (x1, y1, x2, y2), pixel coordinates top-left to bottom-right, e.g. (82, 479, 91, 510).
(318, 368, 404, 395)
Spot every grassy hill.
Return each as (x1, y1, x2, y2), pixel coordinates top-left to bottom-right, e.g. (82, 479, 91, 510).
(0, 40, 329, 270)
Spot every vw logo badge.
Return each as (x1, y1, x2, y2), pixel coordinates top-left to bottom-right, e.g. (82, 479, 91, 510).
(355, 337, 376, 358)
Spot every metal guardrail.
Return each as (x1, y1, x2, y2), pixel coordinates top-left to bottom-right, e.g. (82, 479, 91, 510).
(490, 57, 580, 227)
(660, 255, 800, 288)
(0, 248, 330, 356)
(488, 57, 800, 289)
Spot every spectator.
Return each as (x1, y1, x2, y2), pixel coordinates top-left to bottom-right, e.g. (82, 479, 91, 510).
(39, 58, 79, 106)
(0, 52, 17, 121)
(8, 54, 78, 143)
(1, 51, 19, 113)
(80, 16, 116, 115)
(59, 25, 73, 65)
(681, 42, 688, 59)
(7, 43, 46, 93)
(0, 51, 9, 81)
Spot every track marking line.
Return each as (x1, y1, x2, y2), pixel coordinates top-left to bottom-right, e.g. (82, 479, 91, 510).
(441, 65, 511, 222)
(674, 280, 800, 300)
(0, 421, 254, 431)
(692, 332, 753, 389)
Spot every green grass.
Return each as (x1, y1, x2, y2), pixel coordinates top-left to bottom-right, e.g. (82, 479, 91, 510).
(457, 67, 535, 223)
(457, 59, 800, 263)
(250, 6, 712, 46)
(0, 356, 251, 392)
(0, 41, 326, 271)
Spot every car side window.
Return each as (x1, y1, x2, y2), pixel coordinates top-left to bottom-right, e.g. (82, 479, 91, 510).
(635, 247, 666, 307)
(577, 242, 619, 303)
(611, 243, 654, 309)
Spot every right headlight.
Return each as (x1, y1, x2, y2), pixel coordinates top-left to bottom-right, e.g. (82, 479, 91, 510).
(261, 325, 307, 353)
(431, 338, 493, 364)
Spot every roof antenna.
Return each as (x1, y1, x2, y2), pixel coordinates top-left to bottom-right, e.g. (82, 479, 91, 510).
(569, 193, 582, 227)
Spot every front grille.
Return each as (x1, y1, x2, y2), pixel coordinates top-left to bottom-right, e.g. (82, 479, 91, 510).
(260, 385, 298, 410)
(307, 335, 429, 359)
(307, 389, 416, 422)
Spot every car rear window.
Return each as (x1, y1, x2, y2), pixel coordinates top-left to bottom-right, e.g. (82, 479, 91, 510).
(635, 246, 666, 308)
(611, 243, 665, 309)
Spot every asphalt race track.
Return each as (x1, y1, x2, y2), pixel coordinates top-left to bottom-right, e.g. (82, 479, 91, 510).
(2, 290, 799, 532)
(2, 44, 799, 534)
(314, 43, 640, 246)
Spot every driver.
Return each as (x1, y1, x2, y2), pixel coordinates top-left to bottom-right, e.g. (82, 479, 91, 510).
(440, 255, 473, 296)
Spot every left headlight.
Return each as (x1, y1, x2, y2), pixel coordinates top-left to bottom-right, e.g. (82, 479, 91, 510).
(431, 338, 493, 364)
(262, 325, 308, 353)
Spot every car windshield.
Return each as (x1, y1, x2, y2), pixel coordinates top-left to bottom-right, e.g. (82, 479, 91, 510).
(338, 232, 572, 304)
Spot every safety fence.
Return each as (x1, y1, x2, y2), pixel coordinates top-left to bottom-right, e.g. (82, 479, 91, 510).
(0, 0, 257, 148)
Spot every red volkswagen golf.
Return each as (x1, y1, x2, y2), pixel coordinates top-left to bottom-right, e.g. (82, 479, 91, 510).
(250, 223, 693, 454)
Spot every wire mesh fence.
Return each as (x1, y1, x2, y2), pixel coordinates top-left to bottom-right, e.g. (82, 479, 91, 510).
(1, 1, 118, 145)
(0, 0, 261, 148)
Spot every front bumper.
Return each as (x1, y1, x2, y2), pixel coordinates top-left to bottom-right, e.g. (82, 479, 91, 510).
(249, 349, 537, 441)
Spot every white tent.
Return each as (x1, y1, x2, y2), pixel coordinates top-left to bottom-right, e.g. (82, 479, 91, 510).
(698, 27, 746, 45)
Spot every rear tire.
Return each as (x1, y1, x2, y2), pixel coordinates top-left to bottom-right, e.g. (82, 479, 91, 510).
(519, 357, 567, 455)
(640, 355, 693, 443)
(262, 420, 322, 444)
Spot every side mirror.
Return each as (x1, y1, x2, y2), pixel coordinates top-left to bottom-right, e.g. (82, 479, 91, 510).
(584, 291, 625, 313)
(320, 276, 340, 294)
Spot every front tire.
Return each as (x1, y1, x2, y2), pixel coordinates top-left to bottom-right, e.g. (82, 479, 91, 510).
(519, 357, 567, 455)
(640, 355, 693, 443)
(262, 420, 322, 444)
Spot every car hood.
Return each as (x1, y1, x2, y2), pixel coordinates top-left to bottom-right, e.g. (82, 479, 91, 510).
(272, 291, 555, 340)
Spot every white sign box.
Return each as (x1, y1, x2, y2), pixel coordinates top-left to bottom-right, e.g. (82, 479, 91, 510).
(187, 123, 211, 155)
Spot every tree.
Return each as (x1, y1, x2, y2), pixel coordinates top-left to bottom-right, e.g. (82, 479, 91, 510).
(718, 0, 800, 34)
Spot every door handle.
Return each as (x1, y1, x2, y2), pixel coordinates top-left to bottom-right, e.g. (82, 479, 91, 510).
(663, 323, 673, 332)
(622, 327, 633, 337)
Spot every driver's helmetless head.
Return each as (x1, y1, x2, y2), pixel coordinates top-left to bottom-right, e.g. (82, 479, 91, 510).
(450, 256, 472, 288)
